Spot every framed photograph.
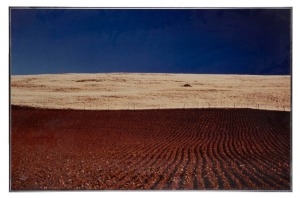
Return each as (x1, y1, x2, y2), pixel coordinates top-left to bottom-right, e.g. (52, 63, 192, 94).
(10, 8, 291, 191)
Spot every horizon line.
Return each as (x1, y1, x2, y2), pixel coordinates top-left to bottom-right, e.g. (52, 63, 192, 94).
(10, 72, 291, 76)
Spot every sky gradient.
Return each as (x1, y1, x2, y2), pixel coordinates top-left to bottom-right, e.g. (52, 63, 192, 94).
(10, 9, 291, 75)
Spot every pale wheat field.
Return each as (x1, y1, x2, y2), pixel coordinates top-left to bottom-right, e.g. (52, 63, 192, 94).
(11, 73, 290, 111)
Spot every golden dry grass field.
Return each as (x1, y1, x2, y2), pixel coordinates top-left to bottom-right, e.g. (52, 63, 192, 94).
(11, 73, 290, 111)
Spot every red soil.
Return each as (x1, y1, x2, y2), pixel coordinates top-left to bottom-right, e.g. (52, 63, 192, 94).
(11, 106, 291, 190)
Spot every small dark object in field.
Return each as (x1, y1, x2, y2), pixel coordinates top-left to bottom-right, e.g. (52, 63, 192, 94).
(183, 84, 192, 87)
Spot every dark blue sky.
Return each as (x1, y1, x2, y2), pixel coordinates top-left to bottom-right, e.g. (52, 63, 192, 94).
(10, 9, 291, 75)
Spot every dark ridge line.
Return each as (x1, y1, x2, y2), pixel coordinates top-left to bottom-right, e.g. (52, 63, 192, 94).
(220, 129, 245, 189)
(192, 147, 199, 189)
(213, 129, 237, 189)
(119, 138, 171, 189)
(116, 141, 162, 189)
(150, 137, 188, 190)
(118, 118, 184, 189)
(108, 118, 170, 178)
(163, 125, 192, 190)
(184, 121, 201, 190)
(88, 123, 166, 189)
(11, 105, 290, 113)
(214, 114, 240, 189)
(171, 140, 191, 189)
(148, 150, 174, 190)
(164, 147, 185, 190)
(238, 111, 290, 189)
(201, 114, 221, 189)
(150, 148, 179, 190)
(206, 131, 224, 189)
(180, 137, 199, 189)
(231, 124, 280, 190)
(229, 109, 290, 189)
(139, 142, 175, 189)
(163, 114, 197, 190)
(179, 147, 191, 189)
(199, 145, 212, 189)
(219, 111, 249, 189)
(226, 122, 267, 189)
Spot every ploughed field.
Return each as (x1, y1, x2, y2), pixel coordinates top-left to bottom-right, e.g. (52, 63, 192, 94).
(11, 106, 290, 190)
